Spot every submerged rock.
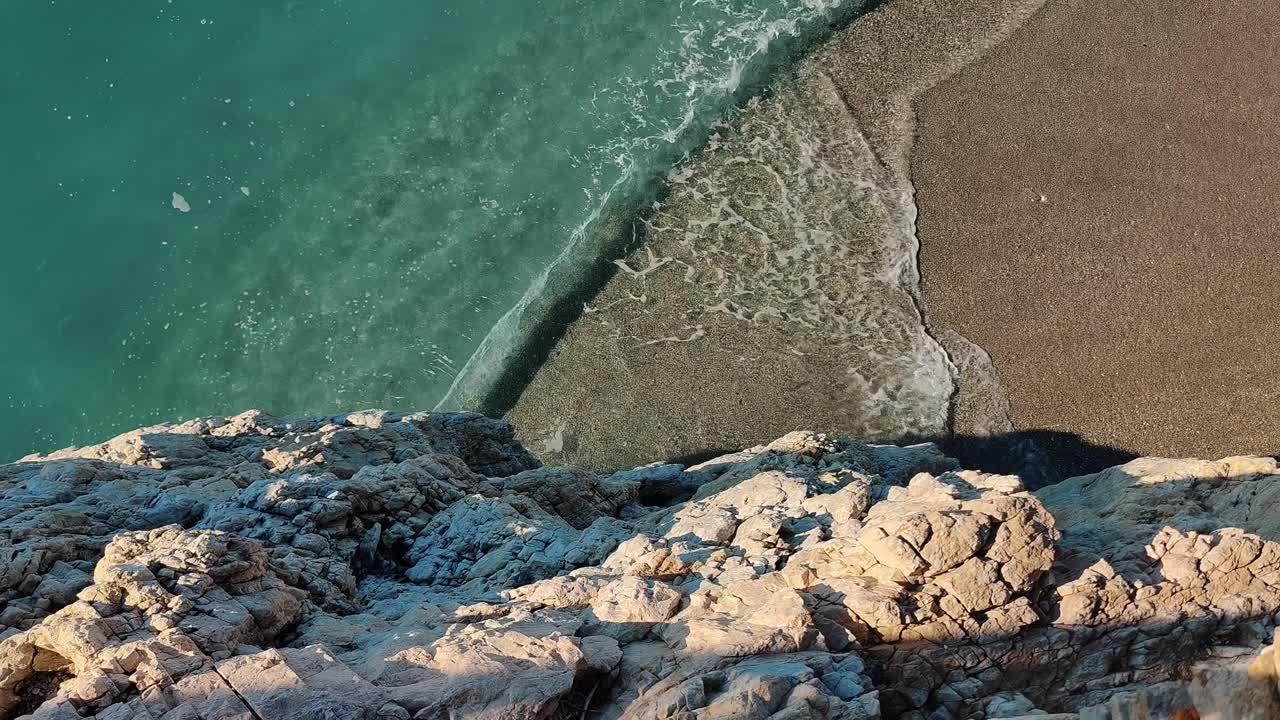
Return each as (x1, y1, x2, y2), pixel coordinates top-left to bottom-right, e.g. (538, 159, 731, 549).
(3, 410, 1280, 719)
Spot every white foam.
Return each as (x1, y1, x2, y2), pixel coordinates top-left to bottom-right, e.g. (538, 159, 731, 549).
(437, 0, 857, 411)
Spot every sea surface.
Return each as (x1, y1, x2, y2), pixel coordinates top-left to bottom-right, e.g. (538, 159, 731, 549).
(0, 0, 859, 460)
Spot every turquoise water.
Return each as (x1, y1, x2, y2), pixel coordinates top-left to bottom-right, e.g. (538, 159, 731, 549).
(0, 0, 855, 460)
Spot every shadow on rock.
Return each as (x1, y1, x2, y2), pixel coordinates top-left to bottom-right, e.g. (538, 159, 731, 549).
(5, 411, 1280, 719)
(932, 430, 1140, 490)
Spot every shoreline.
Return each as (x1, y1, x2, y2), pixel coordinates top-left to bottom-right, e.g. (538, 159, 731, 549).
(437, 0, 874, 418)
(504, 0, 1053, 473)
(504, 0, 1280, 476)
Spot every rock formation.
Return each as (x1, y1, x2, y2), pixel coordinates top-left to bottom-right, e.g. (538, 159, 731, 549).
(3, 410, 1280, 719)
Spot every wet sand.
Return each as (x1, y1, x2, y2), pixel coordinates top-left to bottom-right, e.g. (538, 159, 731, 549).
(503, 0, 1051, 471)
(505, 0, 1280, 473)
(914, 0, 1280, 458)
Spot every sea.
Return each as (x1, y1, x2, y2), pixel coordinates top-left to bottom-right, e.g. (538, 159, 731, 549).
(0, 0, 862, 460)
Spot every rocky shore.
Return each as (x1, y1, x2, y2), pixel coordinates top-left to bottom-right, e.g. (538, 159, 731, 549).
(3, 409, 1280, 719)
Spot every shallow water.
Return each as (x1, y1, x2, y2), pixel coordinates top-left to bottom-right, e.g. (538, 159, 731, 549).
(0, 0, 858, 460)
(505, 70, 957, 470)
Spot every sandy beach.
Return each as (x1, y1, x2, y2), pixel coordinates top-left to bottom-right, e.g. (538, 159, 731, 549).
(503, 0, 1048, 470)
(503, 0, 1280, 474)
(914, 0, 1280, 460)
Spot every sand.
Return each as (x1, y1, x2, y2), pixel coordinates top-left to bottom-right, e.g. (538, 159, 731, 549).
(914, 0, 1280, 459)
(502, 0, 1048, 471)
(503, 0, 1279, 475)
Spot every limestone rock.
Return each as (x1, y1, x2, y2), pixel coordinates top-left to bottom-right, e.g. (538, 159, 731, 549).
(583, 576, 683, 643)
(0, 526, 310, 718)
(1, 411, 538, 632)
(6, 412, 1280, 719)
(1186, 642, 1280, 720)
(500, 466, 639, 530)
(617, 653, 879, 720)
(1077, 682, 1195, 720)
(373, 618, 586, 719)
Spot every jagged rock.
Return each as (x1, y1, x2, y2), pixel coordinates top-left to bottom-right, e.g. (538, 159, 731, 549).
(5, 412, 1280, 719)
(21, 645, 410, 720)
(500, 466, 639, 530)
(206, 646, 405, 720)
(981, 692, 1045, 718)
(365, 613, 587, 719)
(1, 411, 538, 632)
(1038, 455, 1280, 577)
(1183, 639, 1280, 720)
(500, 569, 616, 610)
(401, 494, 628, 593)
(24, 411, 538, 478)
(581, 634, 624, 674)
(782, 470, 1056, 647)
(616, 653, 879, 720)
(583, 577, 683, 643)
(1077, 682, 1195, 720)
(0, 526, 311, 718)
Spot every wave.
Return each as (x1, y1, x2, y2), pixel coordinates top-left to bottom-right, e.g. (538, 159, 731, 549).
(436, 0, 867, 412)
